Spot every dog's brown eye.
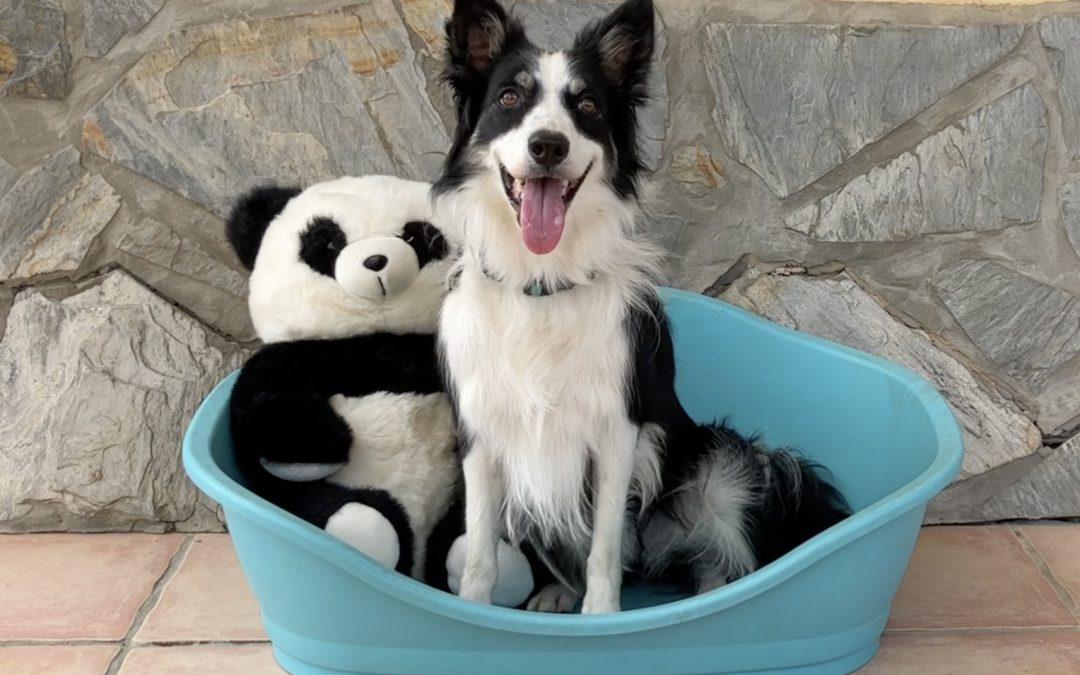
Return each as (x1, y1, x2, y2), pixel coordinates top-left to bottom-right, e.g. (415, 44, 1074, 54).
(578, 97, 599, 115)
(499, 89, 520, 108)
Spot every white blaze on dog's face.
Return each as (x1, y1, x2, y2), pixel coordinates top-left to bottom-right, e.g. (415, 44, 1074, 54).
(435, 0, 656, 282)
(488, 53, 603, 255)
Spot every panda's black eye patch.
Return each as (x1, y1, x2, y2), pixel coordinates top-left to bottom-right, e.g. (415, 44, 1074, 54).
(299, 216, 346, 278)
(401, 221, 448, 267)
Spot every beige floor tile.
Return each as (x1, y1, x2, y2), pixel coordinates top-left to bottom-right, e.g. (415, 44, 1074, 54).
(0, 534, 182, 640)
(1022, 524, 1080, 608)
(0, 645, 119, 675)
(117, 645, 284, 674)
(860, 631, 1080, 674)
(136, 534, 265, 642)
(887, 526, 1075, 630)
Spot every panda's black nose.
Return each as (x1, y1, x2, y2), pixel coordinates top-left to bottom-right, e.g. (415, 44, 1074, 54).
(363, 255, 388, 271)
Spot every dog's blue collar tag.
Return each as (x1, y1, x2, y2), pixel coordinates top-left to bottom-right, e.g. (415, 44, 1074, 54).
(525, 280, 547, 297)
(474, 257, 595, 297)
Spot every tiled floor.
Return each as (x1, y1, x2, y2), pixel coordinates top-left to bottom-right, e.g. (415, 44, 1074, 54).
(2, 526, 1079, 674)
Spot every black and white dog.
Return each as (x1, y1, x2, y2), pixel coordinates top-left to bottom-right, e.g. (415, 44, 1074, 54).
(434, 0, 849, 614)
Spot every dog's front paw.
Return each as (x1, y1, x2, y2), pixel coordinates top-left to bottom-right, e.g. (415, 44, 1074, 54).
(457, 563, 497, 605)
(457, 580, 494, 605)
(526, 583, 581, 613)
(581, 585, 621, 614)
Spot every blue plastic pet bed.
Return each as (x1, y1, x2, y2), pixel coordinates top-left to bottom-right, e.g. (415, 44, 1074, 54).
(183, 288, 963, 675)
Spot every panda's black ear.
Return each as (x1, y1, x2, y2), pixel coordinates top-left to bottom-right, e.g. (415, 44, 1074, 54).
(226, 185, 302, 270)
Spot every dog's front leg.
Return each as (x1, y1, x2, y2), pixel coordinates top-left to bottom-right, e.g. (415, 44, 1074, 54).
(581, 421, 638, 614)
(458, 444, 503, 604)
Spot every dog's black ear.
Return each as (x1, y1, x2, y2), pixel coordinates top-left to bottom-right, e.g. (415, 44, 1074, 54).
(574, 0, 655, 102)
(443, 0, 522, 94)
(226, 185, 301, 270)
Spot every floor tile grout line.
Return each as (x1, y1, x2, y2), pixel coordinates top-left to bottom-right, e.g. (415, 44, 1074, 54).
(0, 638, 272, 648)
(104, 534, 195, 675)
(132, 639, 272, 647)
(1010, 526, 1080, 621)
(0, 640, 125, 647)
(884, 625, 1080, 636)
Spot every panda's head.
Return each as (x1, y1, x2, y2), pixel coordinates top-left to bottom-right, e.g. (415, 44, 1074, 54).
(227, 175, 454, 343)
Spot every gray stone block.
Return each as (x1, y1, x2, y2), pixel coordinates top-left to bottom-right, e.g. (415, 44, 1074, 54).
(0, 0, 69, 99)
(0, 155, 18, 196)
(5, 173, 121, 280)
(83, 0, 165, 58)
(928, 434, 1080, 523)
(0, 285, 12, 341)
(668, 145, 728, 196)
(1060, 177, 1080, 260)
(0, 147, 92, 280)
(704, 23, 1022, 198)
(0, 272, 245, 532)
(788, 85, 1047, 242)
(1042, 16, 1080, 161)
(934, 260, 1080, 393)
(112, 215, 254, 342)
(82, 3, 448, 218)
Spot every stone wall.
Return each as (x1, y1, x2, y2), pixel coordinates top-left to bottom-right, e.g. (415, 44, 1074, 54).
(1, 0, 1078, 532)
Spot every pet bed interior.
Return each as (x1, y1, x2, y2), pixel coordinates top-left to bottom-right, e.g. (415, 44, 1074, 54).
(183, 288, 963, 675)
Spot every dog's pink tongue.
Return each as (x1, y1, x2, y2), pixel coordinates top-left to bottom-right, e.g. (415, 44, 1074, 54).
(520, 177, 565, 255)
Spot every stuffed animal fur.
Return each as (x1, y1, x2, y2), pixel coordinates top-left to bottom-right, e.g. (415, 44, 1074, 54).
(225, 176, 538, 606)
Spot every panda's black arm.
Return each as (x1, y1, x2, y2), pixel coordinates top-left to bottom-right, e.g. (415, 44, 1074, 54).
(229, 333, 444, 473)
(234, 333, 444, 401)
(336, 332, 446, 396)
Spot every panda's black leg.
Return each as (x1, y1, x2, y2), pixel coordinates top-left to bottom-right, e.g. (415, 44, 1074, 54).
(281, 483, 415, 577)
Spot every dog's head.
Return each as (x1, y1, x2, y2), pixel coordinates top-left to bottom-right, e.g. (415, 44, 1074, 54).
(435, 0, 655, 276)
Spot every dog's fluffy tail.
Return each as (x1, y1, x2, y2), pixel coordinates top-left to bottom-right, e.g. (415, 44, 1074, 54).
(646, 422, 850, 590)
(746, 432, 851, 568)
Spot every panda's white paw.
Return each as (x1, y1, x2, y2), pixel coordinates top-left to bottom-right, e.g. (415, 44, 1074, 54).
(325, 503, 400, 569)
(447, 536, 535, 608)
(490, 540, 534, 607)
(260, 458, 343, 482)
(446, 535, 466, 592)
(526, 582, 581, 613)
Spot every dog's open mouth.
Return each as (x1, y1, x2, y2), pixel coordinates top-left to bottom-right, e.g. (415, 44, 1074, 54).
(500, 162, 592, 255)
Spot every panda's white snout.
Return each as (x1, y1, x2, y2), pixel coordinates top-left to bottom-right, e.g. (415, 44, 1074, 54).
(334, 237, 420, 300)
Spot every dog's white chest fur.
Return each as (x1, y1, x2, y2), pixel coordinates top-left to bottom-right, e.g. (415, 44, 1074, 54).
(441, 274, 633, 545)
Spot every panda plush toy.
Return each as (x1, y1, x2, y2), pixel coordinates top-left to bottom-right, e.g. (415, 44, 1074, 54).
(224, 175, 538, 607)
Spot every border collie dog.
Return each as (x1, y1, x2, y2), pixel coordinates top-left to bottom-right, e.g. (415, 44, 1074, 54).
(434, 0, 849, 613)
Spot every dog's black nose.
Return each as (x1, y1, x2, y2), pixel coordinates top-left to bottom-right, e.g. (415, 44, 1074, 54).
(528, 131, 569, 168)
(363, 254, 388, 271)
